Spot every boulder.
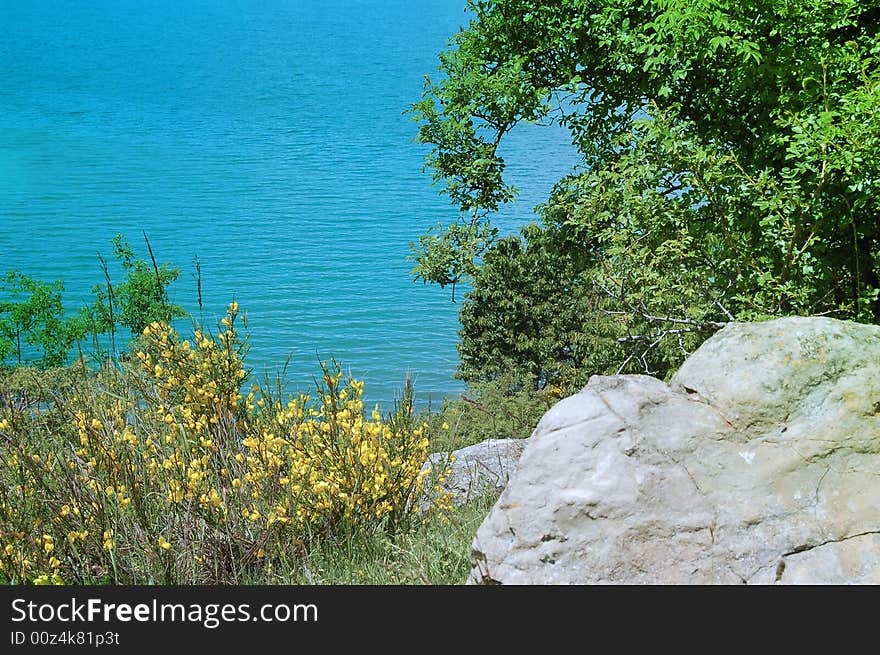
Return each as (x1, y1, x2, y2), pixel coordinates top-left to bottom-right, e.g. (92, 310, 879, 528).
(469, 317, 880, 584)
(423, 438, 527, 509)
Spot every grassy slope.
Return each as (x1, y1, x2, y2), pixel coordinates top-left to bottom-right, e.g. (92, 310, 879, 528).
(282, 493, 498, 585)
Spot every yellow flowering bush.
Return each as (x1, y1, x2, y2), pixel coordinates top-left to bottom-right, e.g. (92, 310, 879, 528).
(0, 302, 444, 584)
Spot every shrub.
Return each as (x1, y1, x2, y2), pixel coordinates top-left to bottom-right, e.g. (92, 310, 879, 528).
(0, 272, 74, 369)
(429, 378, 556, 452)
(0, 234, 186, 369)
(457, 223, 630, 395)
(0, 303, 444, 584)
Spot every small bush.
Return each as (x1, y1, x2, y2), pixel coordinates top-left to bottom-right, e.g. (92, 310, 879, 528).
(428, 378, 557, 452)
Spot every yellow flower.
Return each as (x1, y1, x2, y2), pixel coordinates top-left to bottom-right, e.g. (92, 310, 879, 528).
(158, 536, 171, 551)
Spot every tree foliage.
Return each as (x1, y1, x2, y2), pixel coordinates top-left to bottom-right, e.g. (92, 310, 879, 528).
(457, 222, 611, 391)
(0, 234, 185, 369)
(81, 234, 186, 340)
(412, 0, 880, 381)
(0, 272, 73, 368)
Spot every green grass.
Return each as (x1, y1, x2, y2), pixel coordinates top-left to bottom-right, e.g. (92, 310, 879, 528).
(279, 492, 499, 585)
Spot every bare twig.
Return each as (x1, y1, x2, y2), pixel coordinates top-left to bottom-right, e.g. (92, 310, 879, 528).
(595, 278, 731, 375)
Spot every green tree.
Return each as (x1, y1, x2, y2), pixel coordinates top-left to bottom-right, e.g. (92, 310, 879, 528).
(0, 236, 186, 368)
(0, 272, 74, 368)
(458, 222, 612, 392)
(412, 0, 880, 375)
(82, 234, 186, 348)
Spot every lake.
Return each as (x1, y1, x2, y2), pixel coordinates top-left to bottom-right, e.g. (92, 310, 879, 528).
(0, 0, 576, 407)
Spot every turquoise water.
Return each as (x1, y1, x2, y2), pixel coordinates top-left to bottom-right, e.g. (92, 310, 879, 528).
(0, 0, 575, 407)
